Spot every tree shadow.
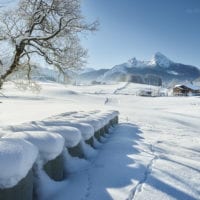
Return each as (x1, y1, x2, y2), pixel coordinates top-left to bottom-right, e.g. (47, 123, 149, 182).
(161, 116, 198, 129)
(157, 168, 200, 197)
(146, 176, 197, 200)
(162, 156, 200, 174)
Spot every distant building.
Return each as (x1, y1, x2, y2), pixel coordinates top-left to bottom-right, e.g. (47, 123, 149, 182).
(173, 84, 200, 96)
(138, 89, 153, 97)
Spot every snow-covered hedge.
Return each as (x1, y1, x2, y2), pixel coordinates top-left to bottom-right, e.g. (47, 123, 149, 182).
(3, 131, 65, 165)
(38, 120, 95, 141)
(0, 110, 119, 190)
(0, 138, 38, 189)
(3, 123, 44, 133)
(44, 126, 82, 148)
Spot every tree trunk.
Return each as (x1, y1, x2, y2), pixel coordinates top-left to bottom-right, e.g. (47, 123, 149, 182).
(0, 45, 24, 89)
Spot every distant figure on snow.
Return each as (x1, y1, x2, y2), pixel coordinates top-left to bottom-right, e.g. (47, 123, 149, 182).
(104, 97, 109, 104)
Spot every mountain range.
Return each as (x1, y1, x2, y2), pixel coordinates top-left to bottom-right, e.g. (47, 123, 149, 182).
(78, 52, 200, 85)
(31, 52, 200, 86)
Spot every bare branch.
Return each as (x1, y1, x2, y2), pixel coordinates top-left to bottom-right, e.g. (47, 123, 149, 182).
(0, 0, 98, 89)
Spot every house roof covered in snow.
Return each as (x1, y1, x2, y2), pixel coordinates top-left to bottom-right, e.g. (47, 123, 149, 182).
(174, 84, 200, 91)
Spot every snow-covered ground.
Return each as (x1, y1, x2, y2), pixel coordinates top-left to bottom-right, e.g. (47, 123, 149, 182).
(0, 81, 200, 200)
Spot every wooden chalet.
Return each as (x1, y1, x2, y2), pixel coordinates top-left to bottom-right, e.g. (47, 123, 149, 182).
(173, 84, 200, 96)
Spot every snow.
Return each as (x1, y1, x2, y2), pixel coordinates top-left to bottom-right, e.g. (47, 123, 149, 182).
(175, 83, 200, 91)
(43, 126, 82, 148)
(80, 140, 97, 159)
(38, 120, 95, 141)
(70, 113, 90, 118)
(101, 64, 127, 80)
(74, 118, 102, 131)
(93, 116, 107, 126)
(96, 110, 119, 122)
(0, 138, 38, 189)
(57, 110, 118, 129)
(65, 82, 161, 96)
(71, 111, 111, 127)
(149, 52, 172, 68)
(63, 122, 95, 140)
(100, 52, 174, 80)
(3, 131, 65, 164)
(0, 81, 200, 200)
(106, 110, 119, 118)
(167, 70, 179, 75)
(2, 123, 44, 132)
(62, 150, 89, 175)
(127, 57, 150, 68)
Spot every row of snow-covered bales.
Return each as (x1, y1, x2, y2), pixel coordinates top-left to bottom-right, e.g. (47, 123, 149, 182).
(0, 110, 119, 200)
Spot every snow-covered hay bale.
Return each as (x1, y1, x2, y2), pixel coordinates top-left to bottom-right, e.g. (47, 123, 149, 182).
(110, 110, 119, 125)
(44, 126, 84, 158)
(96, 113, 112, 131)
(85, 136, 94, 147)
(111, 116, 118, 126)
(94, 130, 101, 141)
(0, 170, 33, 200)
(93, 114, 110, 134)
(0, 138, 38, 200)
(111, 110, 119, 125)
(3, 131, 65, 181)
(74, 119, 101, 143)
(93, 115, 107, 136)
(2, 123, 44, 133)
(68, 142, 84, 158)
(101, 110, 119, 127)
(102, 124, 109, 134)
(114, 115, 119, 124)
(43, 154, 64, 181)
(38, 120, 94, 141)
(99, 127, 105, 137)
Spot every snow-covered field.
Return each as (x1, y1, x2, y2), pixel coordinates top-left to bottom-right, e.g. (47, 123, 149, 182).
(0, 81, 200, 200)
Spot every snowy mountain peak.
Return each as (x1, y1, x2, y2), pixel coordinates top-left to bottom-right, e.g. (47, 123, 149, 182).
(128, 57, 147, 68)
(80, 52, 200, 83)
(128, 57, 137, 65)
(127, 52, 173, 69)
(150, 52, 172, 68)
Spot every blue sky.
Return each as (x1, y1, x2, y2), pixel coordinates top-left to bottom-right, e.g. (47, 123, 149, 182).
(81, 0, 200, 69)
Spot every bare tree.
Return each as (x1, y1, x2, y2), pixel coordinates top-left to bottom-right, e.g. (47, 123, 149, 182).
(0, 0, 97, 88)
